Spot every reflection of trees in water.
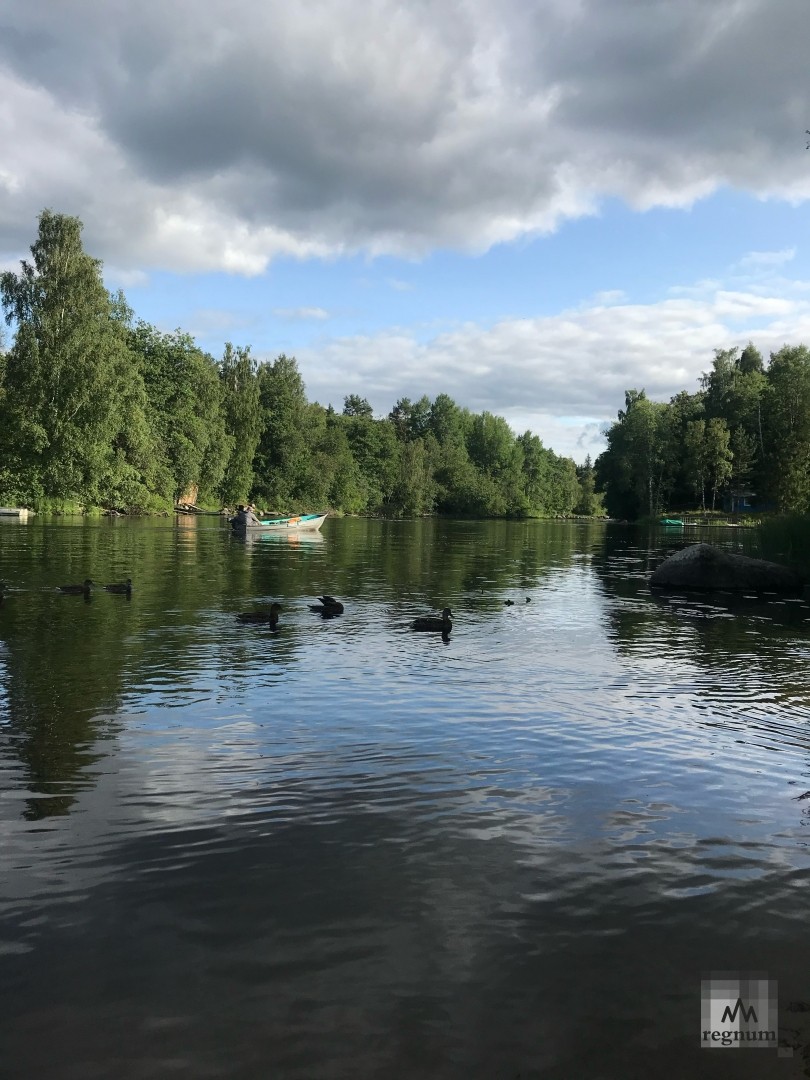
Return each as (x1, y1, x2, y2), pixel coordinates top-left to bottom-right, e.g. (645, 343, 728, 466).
(0, 518, 607, 819)
(590, 525, 759, 601)
(588, 526, 810, 714)
(0, 521, 269, 819)
(607, 591, 810, 709)
(330, 518, 604, 603)
(2, 600, 124, 819)
(4, 520, 810, 1073)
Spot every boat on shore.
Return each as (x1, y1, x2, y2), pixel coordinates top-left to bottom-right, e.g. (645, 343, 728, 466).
(230, 510, 328, 534)
(0, 507, 33, 519)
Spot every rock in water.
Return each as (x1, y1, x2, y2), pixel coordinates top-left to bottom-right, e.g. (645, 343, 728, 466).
(650, 543, 804, 593)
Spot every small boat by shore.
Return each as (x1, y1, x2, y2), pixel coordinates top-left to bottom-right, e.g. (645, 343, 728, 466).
(0, 507, 33, 519)
(230, 510, 328, 534)
(659, 518, 684, 527)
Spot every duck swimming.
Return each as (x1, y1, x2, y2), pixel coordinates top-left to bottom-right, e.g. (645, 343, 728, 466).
(236, 602, 282, 628)
(309, 595, 344, 616)
(58, 579, 95, 595)
(411, 608, 453, 632)
(105, 578, 132, 594)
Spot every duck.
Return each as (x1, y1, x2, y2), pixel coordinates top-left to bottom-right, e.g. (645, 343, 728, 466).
(309, 595, 344, 616)
(236, 602, 282, 628)
(58, 579, 95, 595)
(104, 578, 132, 594)
(411, 608, 453, 632)
(504, 599, 515, 606)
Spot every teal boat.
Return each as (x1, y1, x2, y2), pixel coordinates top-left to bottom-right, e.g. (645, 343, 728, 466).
(230, 510, 327, 534)
(659, 517, 684, 526)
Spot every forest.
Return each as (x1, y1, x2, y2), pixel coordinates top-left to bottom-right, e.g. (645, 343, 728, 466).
(596, 341, 810, 520)
(0, 211, 597, 519)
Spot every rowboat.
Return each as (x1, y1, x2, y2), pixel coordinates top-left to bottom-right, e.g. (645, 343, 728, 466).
(0, 507, 33, 518)
(230, 510, 328, 534)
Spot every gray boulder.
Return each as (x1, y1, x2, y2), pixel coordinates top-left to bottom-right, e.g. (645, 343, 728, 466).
(650, 543, 804, 592)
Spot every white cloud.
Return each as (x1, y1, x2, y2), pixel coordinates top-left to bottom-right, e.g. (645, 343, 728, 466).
(0, 0, 809, 272)
(272, 307, 330, 322)
(292, 277, 810, 462)
(591, 290, 627, 307)
(738, 248, 796, 268)
(0, 68, 340, 276)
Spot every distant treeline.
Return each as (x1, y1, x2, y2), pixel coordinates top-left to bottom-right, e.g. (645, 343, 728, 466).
(597, 343, 810, 520)
(0, 210, 599, 518)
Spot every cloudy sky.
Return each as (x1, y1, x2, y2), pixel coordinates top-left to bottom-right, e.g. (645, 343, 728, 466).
(2, 0, 810, 460)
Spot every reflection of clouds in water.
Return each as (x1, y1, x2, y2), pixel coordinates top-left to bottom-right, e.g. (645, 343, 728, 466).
(4, 523, 810, 1076)
(4, 709, 810, 1077)
(604, 588, 810, 726)
(0, 642, 9, 721)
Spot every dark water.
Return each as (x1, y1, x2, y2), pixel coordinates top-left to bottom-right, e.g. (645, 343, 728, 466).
(1, 516, 809, 1079)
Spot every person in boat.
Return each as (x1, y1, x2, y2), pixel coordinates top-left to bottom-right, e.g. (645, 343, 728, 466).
(232, 504, 262, 527)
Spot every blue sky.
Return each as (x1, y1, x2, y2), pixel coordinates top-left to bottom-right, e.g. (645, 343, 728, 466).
(123, 191, 810, 350)
(2, 0, 810, 461)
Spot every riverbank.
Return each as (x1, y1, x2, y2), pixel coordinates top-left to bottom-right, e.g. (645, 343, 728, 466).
(8, 500, 610, 524)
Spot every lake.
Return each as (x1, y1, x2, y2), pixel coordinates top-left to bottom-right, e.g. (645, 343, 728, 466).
(1, 516, 809, 1079)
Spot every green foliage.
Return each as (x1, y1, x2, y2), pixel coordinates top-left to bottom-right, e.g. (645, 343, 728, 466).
(391, 438, 436, 516)
(252, 355, 312, 511)
(574, 456, 604, 516)
(704, 417, 733, 510)
(596, 391, 670, 519)
(342, 411, 401, 513)
(305, 405, 367, 513)
(0, 210, 590, 521)
(343, 394, 374, 419)
(684, 419, 708, 509)
(10, 210, 810, 527)
(739, 341, 764, 375)
(761, 345, 810, 512)
(218, 343, 263, 505)
(597, 339, 809, 520)
(128, 322, 229, 503)
(0, 210, 157, 510)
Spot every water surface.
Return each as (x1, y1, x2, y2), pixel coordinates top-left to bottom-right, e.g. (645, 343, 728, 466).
(1, 517, 809, 1078)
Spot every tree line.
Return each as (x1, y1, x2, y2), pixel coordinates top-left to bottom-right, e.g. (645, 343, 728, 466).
(596, 341, 810, 519)
(0, 211, 598, 518)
